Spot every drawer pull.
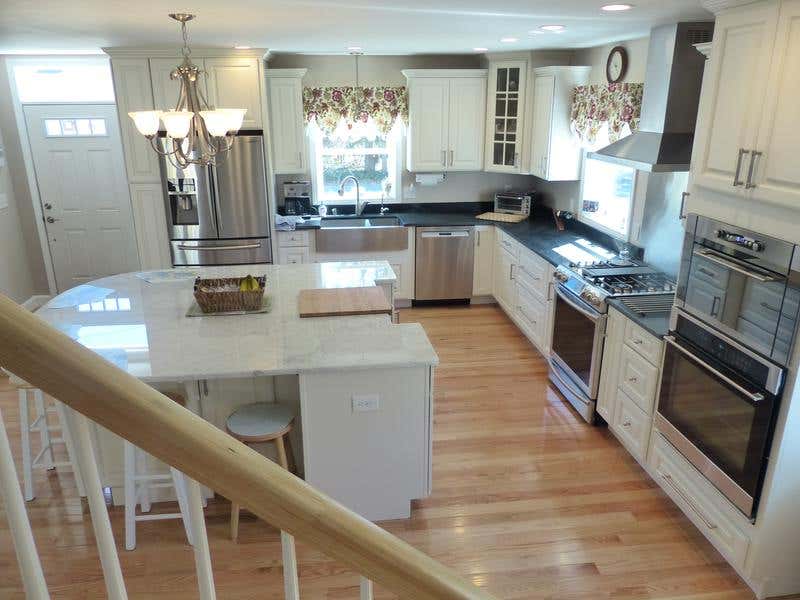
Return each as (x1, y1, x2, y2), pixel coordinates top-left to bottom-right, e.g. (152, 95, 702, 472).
(632, 338, 643, 345)
(660, 473, 719, 530)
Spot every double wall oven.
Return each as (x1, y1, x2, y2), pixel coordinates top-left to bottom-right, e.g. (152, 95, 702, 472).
(657, 215, 799, 519)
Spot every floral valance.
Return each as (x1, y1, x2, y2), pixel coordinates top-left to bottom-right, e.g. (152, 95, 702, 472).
(303, 86, 408, 135)
(570, 83, 644, 145)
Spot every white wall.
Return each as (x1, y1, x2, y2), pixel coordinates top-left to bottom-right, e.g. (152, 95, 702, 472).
(0, 57, 49, 294)
(0, 124, 37, 302)
(572, 36, 650, 85)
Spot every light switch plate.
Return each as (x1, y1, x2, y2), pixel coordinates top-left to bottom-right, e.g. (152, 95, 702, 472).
(352, 394, 380, 412)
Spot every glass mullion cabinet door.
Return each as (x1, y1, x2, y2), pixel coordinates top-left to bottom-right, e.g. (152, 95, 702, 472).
(485, 61, 527, 173)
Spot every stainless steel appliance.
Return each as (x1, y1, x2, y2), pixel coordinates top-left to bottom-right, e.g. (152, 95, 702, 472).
(283, 180, 312, 215)
(656, 215, 799, 519)
(415, 227, 474, 301)
(549, 257, 675, 422)
(589, 22, 714, 172)
(494, 191, 533, 216)
(161, 133, 271, 265)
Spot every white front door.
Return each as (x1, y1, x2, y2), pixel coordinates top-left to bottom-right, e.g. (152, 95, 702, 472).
(24, 104, 140, 292)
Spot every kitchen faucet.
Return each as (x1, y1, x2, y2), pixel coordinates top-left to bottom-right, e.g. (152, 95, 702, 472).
(337, 175, 368, 215)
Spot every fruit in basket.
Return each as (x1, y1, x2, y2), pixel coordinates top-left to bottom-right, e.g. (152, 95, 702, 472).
(239, 275, 261, 292)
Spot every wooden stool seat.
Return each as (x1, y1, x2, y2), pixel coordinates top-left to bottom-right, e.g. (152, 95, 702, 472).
(226, 402, 296, 542)
(226, 403, 294, 442)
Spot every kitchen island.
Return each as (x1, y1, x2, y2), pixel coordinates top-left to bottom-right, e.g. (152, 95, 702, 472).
(35, 261, 438, 521)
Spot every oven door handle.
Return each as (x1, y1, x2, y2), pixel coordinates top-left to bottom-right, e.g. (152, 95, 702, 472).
(555, 285, 601, 323)
(664, 336, 765, 403)
(693, 248, 780, 282)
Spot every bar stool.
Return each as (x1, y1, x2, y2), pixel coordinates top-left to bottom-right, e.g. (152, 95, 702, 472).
(4, 370, 86, 502)
(226, 402, 296, 541)
(124, 392, 194, 551)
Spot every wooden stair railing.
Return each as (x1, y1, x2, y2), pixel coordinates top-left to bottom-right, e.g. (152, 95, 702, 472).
(0, 294, 496, 600)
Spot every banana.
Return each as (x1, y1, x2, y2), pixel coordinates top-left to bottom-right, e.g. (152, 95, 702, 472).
(239, 275, 260, 292)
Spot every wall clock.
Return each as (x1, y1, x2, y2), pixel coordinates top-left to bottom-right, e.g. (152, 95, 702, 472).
(606, 46, 628, 83)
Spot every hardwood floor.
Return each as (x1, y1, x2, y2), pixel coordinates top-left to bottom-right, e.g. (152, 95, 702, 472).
(0, 304, 771, 599)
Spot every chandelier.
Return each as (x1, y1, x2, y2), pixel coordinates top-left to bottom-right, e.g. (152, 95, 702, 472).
(128, 14, 246, 168)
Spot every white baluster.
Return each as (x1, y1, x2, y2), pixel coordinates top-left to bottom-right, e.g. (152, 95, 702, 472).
(281, 531, 300, 600)
(360, 577, 374, 600)
(64, 408, 128, 600)
(185, 478, 216, 600)
(0, 407, 49, 599)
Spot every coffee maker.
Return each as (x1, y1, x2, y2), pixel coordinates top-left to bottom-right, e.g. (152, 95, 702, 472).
(283, 181, 312, 215)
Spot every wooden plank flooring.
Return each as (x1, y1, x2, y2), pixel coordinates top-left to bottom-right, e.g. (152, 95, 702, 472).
(0, 304, 775, 598)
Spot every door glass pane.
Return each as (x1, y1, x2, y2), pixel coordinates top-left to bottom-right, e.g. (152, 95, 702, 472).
(504, 145, 515, 166)
(44, 119, 62, 136)
(60, 119, 77, 135)
(90, 119, 107, 135)
(508, 68, 520, 91)
(76, 119, 92, 135)
(493, 143, 504, 165)
(495, 119, 505, 134)
(497, 68, 508, 92)
(507, 119, 517, 133)
(507, 98, 518, 117)
(551, 294, 596, 388)
(495, 98, 506, 116)
(507, 134, 516, 142)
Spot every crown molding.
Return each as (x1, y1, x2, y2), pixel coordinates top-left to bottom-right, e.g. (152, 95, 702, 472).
(402, 69, 487, 79)
(533, 65, 592, 76)
(701, 0, 764, 14)
(103, 46, 269, 59)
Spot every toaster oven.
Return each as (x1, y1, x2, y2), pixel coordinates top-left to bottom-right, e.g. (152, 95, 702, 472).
(494, 191, 533, 216)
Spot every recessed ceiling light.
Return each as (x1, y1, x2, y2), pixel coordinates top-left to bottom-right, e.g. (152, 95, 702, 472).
(347, 46, 363, 52)
(540, 25, 565, 32)
(233, 45, 251, 50)
(500, 37, 519, 43)
(602, 3, 634, 10)
(473, 47, 489, 52)
(528, 30, 544, 35)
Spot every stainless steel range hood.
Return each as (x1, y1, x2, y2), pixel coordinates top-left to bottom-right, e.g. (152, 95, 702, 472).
(588, 22, 714, 172)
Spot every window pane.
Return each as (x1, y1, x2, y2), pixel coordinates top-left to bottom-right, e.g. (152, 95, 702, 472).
(322, 153, 389, 197)
(76, 119, 92, 135)
(13, 61, 115, 103)
(60, 119, 77, 135)
(90, 119, 107, 135)
(321, 132, 387, 150)
(44, 119, 61, 136)
(497, 68, 508, 92)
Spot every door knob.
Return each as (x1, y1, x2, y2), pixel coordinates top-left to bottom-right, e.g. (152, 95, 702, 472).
(46, 216, 59, 224)
(44, 203, 53, 210)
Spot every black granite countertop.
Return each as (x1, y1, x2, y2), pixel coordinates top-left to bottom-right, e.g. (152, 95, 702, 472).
(277, 203, 671, 337)
(606, 297, 672, 338)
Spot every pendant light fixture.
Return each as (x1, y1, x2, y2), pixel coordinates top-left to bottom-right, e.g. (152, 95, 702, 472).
(128, 14, 246, 168)
(351, 49, 365, 124)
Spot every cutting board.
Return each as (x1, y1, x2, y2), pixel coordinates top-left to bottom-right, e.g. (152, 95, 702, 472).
(476, 211, 528, 223)
(298, 286, 392, 318)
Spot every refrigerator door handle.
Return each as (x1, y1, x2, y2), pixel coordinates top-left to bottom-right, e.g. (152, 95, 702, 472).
(177, 242, 262, 251)
(208, 164, 222, 236)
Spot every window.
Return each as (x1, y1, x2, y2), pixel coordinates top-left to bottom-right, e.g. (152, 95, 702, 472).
(309, 121, 400, 205)
(45, 118, 107, 137)
(13, 60, 115, 103)
(579, 155, 637, 239)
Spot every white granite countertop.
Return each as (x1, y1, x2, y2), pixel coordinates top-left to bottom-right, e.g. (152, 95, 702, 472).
(36, 262, 438, 382)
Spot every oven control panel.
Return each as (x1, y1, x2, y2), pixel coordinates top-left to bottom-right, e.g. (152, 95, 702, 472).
(715, 229, 765, 252)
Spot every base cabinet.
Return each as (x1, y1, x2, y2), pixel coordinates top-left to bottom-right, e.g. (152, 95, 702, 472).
(473, 225, 494, 296)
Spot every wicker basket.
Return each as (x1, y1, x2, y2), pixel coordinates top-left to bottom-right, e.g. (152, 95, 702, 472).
(193, 276, 266, 313)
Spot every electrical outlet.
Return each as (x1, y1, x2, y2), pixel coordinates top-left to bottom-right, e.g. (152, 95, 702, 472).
(352, 394, 380, 412)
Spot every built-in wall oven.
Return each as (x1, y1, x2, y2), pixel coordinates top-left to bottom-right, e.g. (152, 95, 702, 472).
(657, 215, 799, 519)
(549, 280, 607, 423)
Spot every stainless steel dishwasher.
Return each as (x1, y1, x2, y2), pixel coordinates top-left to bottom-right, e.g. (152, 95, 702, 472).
(415, 226, 474, 301)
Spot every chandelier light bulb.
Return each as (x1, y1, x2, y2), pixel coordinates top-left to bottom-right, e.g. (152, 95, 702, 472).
(128, 111, 161, 136)
(199, 110, 231, 137)
(160, 110, 193, 139)
(221, 108, 247, 133)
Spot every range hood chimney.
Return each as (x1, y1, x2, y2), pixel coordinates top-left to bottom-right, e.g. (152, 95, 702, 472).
(588, 21, 714, 172)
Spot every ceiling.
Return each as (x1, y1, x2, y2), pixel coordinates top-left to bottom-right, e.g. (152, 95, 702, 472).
(1, 0, 712, 55)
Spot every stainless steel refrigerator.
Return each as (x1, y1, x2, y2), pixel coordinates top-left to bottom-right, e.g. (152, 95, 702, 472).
(160, 133, 272, 266)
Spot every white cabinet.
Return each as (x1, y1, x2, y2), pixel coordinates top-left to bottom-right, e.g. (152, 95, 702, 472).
(690, 1, 800, 210)
(529, 66, 590, 181)
(265, 69, 308, 174)
(492, 233, 517, 313)
(472, 225, 494, 296)
(149, 58, 188, 115)
(110, 58, 160, 182)
(277, 230, 312, 265)
(129, 183, 171, 270)
(484, 61, 527, 173)
(204, 57, 263, 129)
(404, 70, 487, 172)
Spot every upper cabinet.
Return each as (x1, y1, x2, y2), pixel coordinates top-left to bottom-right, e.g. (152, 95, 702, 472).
(691, 0, 800, 210)
(404, 70, 487, 172)
(265, 69, 308, 174)
(149, 57, 188, 115)
(529, 66, 590, 181)
(484, 61, 527, 173)
(204, 57, 263, 129)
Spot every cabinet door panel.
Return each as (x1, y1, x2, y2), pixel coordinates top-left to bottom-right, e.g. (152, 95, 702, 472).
(267, 76, 307, 174)
(691, 4, 777, 195)
(150, 58, 188, 114)
(473, 225, 494, 296)
(205, 57, 262, 129)
(407, 79, 449, 171)
(530, 75, 555, 180)
(751, 3, 800, 208)
(485, 62, 527, 173)
(447, 77, 486, 170)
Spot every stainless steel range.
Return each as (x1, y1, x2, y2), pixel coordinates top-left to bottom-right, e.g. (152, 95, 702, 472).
(549, 259, 675, 423)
